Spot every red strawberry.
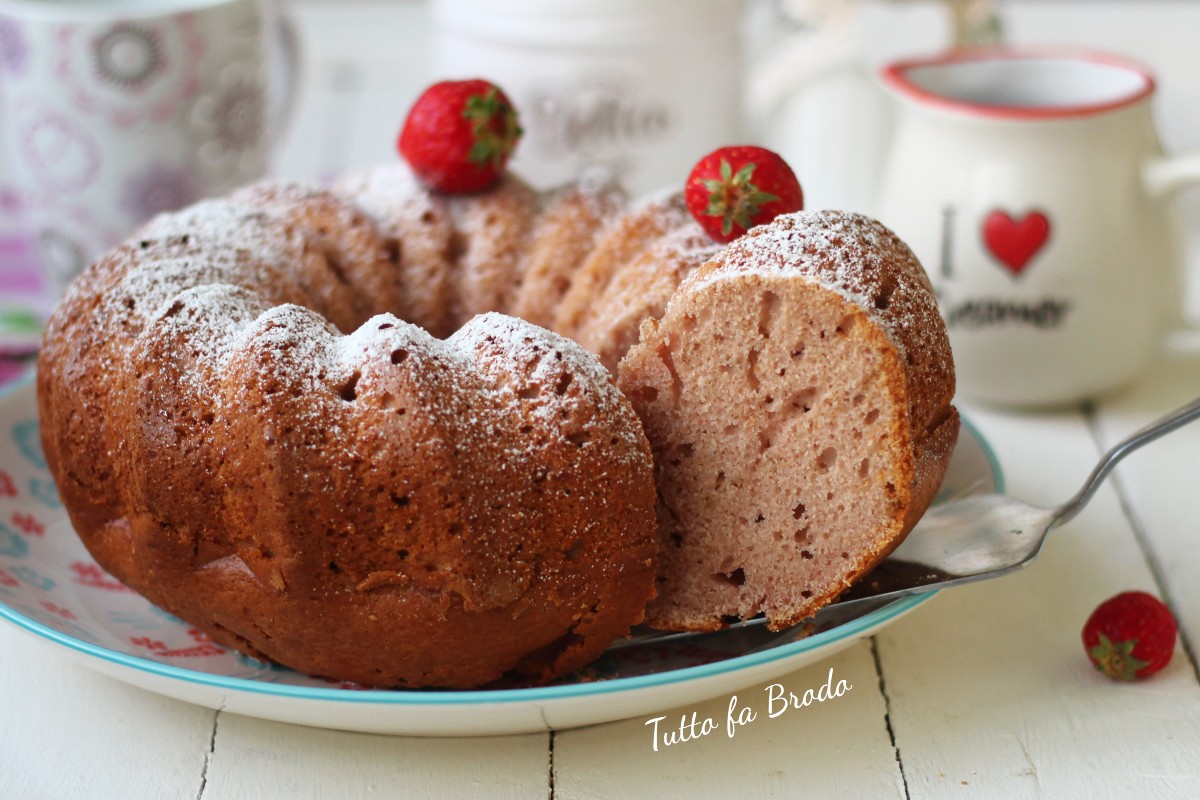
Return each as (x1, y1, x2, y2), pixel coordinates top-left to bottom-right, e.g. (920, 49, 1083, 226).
(1081, 590, 1177, 681)
(684, 145, 803, 244)
(398, 79, 523, 194)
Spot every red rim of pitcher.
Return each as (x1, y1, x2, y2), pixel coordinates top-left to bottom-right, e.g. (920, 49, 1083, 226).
(880, 47, 1156, 120)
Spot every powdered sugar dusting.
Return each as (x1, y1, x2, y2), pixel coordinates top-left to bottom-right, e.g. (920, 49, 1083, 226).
(150, 283, 270, 348)
(688, 210, 942, 355)
(234, 177, 329, 207)
(649, 219, 721, 265)
(626, 191, 722, 273)
(137, 283, 269, 387)
(680, 208, 955, 440)
(332, 163, 428, 236)
(451, 312, 647, 456)
(332, 163, 456, 334)
(138, 198, 308, 263)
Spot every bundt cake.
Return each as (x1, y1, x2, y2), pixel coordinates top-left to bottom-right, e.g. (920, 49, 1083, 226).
(36, 182, 659, 689)
(36, 85, 958, 686)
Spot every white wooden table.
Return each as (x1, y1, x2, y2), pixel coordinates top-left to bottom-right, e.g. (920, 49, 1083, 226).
(4, 2, 1200, 797)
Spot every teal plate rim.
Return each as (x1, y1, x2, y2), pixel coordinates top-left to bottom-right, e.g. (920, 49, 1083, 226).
(0, 373, 1003, 707)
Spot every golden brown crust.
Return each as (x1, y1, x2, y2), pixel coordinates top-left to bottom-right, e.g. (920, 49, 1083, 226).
(572, 223, 719, 374)
(331, 164, 459, 337)
(511, 180, 626, 329)
(231, 181, 400, 329)
(135, 199, 362, 332)
(118, 303, 658, 687)
(552, 192, 693, 341)
(36, 235, 317, 557)
(443, 176, 539, 325)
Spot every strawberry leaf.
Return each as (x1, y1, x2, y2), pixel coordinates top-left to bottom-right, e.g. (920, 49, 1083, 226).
(732, 163, 755, 186)
(462, 87, 521, 168)
(1089, 633, 1150, 681)
(702, 158, 781, 239)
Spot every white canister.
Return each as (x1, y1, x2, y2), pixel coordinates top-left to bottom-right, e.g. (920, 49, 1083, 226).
(431, 0, 745, 197)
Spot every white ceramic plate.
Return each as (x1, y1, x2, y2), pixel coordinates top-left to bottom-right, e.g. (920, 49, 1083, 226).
(0, 378, 1000, 736)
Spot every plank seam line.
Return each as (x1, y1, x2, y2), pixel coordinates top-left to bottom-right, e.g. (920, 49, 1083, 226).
(1084, 408, 1200, 688)
(870, 637, 911, 800)
(195, 707, 222, 800)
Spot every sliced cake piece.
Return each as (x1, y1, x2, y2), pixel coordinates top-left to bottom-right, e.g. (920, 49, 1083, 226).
(617, 210, 959, 632)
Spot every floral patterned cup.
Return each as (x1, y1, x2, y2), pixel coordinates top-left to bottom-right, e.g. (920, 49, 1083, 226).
(0, 0, 296, 297)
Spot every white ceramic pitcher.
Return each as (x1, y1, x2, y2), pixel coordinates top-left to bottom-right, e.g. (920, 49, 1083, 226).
(876, 48, 1200, 408)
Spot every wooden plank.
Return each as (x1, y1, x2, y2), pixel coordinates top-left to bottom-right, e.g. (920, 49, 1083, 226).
(0, 625, 214, 800)
(202, 713, 550, 800)
(553, 642, 904, 800)
(1090, 349, 1200, 682)
(876, 404, 1200, 798)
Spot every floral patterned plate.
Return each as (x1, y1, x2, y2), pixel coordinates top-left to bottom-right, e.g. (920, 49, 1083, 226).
(0, 378, 1000, 736)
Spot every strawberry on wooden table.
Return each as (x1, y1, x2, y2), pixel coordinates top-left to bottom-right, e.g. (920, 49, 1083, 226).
(684, 145, 804, 244)
(1081, 590, 1177, 681)
(398, 78, 523, 194)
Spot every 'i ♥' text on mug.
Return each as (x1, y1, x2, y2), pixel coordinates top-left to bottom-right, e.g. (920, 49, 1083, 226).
(876, 48, 1200, 408)
(936, 205, 1071, 333)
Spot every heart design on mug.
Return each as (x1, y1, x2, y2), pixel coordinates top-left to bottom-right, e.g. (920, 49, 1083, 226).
(982, 210, 1051, 276)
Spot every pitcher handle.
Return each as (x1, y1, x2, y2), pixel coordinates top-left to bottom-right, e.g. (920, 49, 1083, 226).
(746, 11, 859, 123)
(1144, 154, 1200, 198)
(1143, 154, 1200, 344)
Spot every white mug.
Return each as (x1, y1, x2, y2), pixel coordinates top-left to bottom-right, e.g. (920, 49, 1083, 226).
(431, 0, 744, 197)
(876, 48, 1200, 408)
(0, 0, 297, 297)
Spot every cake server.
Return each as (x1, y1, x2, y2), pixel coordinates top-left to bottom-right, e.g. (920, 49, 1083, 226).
(614, 393, 1200, 650)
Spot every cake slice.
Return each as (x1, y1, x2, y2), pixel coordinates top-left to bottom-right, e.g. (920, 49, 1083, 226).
(617, 210, 959, 631)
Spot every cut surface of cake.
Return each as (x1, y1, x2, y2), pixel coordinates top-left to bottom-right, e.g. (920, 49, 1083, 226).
(619, 210, 958, 631)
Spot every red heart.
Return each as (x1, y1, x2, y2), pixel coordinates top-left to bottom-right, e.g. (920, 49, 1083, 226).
(982, 210, 1050, 276)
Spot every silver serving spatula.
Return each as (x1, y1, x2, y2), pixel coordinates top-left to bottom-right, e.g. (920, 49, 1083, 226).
(614, 394, 1200, 650)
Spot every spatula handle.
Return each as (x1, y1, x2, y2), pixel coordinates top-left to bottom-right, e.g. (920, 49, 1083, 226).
(1056, 395, 1200, 526)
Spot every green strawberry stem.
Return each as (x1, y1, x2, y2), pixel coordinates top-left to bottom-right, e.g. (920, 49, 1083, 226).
(701, 159, 780, 237)
(1089, 633, 1149, 681)
(463, 88, 522, 168)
